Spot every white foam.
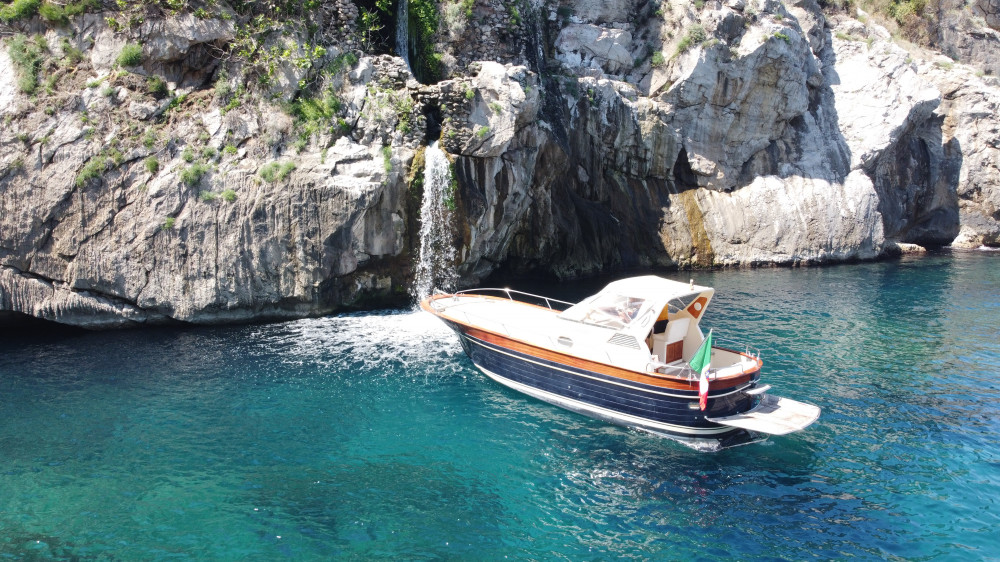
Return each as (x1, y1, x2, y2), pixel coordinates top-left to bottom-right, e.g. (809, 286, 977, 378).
(258, 309, 465, 375)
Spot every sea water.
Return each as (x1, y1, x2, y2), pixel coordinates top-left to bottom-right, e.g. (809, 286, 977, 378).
(1, 250, 998, 559)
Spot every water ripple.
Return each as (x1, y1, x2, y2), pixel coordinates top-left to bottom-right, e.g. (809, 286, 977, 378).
(1, 251, 998, 559)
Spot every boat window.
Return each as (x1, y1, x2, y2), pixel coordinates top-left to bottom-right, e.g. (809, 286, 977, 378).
(666, 294, 699, 315)
(566, 294, 646, 330)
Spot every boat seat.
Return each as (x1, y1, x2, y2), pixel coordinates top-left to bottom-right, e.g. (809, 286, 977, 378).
(652, 318, 689, 363)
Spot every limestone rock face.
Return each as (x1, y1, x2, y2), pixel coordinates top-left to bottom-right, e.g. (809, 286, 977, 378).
(918, 69, 1000, 247)
(973, 0, 1000, 29)
(2, 0, 1000, 328)
(938, 0, 1000, 77)
(555, 24, 634, 76)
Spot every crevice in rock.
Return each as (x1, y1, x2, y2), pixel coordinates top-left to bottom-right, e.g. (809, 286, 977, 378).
(672, 147, 699, 192)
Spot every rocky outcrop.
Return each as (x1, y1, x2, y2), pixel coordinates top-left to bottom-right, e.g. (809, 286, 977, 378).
(2, 0, 999, 328)
(937, 0, 1000, 77)
(917, 66, 1000, 247)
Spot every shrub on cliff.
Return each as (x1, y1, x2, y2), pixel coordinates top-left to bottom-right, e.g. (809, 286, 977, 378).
(0, 0, 40, 23)
(116, 43, 143, 67)
(180, 163, 209, 187)
(675, 24, 707, 56)
(7, 34, 43, 95)
(75, 155, 108, 187)
(259, 161, 296, 183)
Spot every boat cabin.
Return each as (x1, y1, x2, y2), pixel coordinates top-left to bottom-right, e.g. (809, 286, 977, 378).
(557, 276, 715, 369)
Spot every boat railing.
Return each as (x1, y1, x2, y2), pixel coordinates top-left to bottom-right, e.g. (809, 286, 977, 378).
(452, 287, 574, 312)
(713, 338, 760, 360)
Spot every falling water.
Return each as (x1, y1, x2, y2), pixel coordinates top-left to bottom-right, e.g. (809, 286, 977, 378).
(396, 0, 410, 68)
(414, 141, 456, 300)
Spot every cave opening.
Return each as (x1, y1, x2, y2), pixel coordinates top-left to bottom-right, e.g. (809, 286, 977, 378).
(0, 311, 85, 337)
(672, 147, 699, 191)
(423, 101, 443, 144)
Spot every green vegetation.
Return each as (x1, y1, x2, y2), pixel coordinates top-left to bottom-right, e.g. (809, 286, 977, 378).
(443, 164, 458, 211)
(75, 154, 108, 187)
(164, 93, 187, 114)
(476, 126, 489, 139)
(651, 51, 665, 67)
(221, 189, 237, 202)
(147, 75, 169, 97)
(116, 43, 143, 67)
(0, 0, 39, 23)
(507, 4, 521, 27)
(38, 0, 94, 24)
(144, 156, 159, 174)
(162, 217, 175, 230)
(772, 32, 791, 43)
(382, 145, 392, 173)
(220, 85, 246, 114)
(60, 38, 83, 66)
(180, 162, 209, 186)
(464, 87, 475, 100)
(409, 0, 442, 82)
(181, 147, 196, 163)
(223, 144, 238, 156)
(327, 52, 359, 76)
(357, 5, 385, 52)
(8, 34, 44, 95)
(202, 146, 217, 160)
(675, 24, 707, 56)
(143, 130, 157, 149)
(259, 161, 296, 183)
(288, 88, 342, 140)
(489, 101, 503, 113)
(199, 190, 218, 202)
(837, 0, 936, 45)
(42, 73, 58, 94)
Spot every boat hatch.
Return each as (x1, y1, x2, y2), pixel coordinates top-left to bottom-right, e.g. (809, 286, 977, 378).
(706, 394, 820, 436)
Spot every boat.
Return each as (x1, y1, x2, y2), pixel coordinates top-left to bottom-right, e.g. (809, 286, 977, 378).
(420, 275, 820, 448)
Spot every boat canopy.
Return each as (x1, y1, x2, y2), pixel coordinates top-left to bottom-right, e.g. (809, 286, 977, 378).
(557, 276, 715, 337)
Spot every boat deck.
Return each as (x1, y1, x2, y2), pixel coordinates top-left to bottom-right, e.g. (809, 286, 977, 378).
(427, 295, 563, 342)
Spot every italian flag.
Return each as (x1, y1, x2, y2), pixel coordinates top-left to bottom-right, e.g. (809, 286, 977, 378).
(689, 329, 713, 411)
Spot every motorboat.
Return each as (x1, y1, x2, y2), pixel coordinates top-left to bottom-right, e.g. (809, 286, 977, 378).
(420, 276, 820, 448)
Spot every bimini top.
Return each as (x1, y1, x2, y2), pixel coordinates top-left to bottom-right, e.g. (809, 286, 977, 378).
(557, 276, 715, 338)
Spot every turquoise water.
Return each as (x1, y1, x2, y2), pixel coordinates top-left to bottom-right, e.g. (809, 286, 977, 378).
(2, 251, 999, 560)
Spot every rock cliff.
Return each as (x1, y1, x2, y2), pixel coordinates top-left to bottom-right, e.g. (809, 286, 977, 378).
(1, 0, 998, 327)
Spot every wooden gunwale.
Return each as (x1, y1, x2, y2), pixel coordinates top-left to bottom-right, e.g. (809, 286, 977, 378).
(423, 294, 759, 392)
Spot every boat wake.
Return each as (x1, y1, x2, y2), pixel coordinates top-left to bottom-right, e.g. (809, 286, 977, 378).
(254, 309, 466, 377)
(641, 428, 771, 452)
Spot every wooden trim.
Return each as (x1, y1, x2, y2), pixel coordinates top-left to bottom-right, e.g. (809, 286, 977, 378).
(666, 340, 684, 363)
(465, 327, 756, 392)
(423, 294, 761, 392)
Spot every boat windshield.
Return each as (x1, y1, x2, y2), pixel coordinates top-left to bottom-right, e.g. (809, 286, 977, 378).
(560, 294, 647, 330)
(666, 294, 701, 315)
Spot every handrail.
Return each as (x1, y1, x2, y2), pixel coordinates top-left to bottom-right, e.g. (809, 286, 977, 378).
(713, 337, 761, 359)
(452, 287, 575, 311)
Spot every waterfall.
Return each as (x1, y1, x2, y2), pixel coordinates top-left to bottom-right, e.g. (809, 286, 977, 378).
(396, 0, 410, 68)
(414, 142, 456, 301)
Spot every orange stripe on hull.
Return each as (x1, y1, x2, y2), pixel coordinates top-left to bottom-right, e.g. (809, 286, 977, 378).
(463, 326, 757, 392)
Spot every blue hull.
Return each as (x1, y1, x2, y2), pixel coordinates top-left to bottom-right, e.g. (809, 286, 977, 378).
(457, 329, 761, 440)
